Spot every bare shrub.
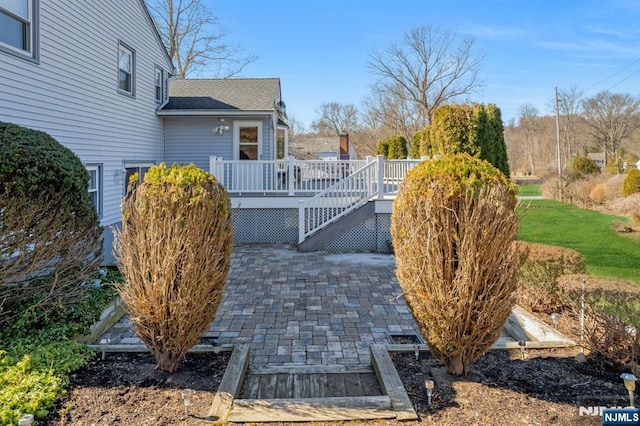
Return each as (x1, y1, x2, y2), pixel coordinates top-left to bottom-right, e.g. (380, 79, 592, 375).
(514, 242, 585, 313)
(566, 286, 640, 365)
(604, 174, 626, 200)
(522, 242, 586, 271)
(564, 175, 606, 208)
(607, 193, 640, 216)
(115, 163, 233, 373)
(541, 177, 568, 201)
(590, 184, 607, 205)
(391, 153, 524, 376)
(0, 122, 103, 325)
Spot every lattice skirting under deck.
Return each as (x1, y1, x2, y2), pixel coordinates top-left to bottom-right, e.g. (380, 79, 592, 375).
(231, 208, 392, 253)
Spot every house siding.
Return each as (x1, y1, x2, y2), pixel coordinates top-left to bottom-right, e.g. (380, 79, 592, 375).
(164, 115, 275, 171)
(0, 0, 172, 231)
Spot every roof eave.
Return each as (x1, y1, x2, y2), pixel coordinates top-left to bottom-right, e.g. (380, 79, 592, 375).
(157, 109, 275, 117)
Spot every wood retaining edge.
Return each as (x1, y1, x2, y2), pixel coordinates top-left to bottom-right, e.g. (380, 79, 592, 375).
(85, 344, 234, 353)
(206, 344, 250, 424)
(77, 296, 127, 344)
(228, 396, 395, 422)
(370, 343, 418, 421)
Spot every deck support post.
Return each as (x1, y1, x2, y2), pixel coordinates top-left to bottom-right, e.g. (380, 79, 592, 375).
(376, 155, 385, 200)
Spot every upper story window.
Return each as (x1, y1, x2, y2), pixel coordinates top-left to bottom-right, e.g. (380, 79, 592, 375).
(155, 67, 165, 103)
(0, 0, 38, 61)
(118, 43, 135, 96)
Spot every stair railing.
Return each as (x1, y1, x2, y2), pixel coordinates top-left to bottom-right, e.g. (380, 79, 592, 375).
(298, 156, 382, 243)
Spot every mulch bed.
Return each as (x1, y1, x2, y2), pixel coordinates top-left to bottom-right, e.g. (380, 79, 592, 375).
(44, 351, 230, 426)
(42, 346, 630, 425)
(392, 348, 626, 425)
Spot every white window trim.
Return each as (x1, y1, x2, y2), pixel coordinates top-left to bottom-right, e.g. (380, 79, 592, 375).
(154, 66, 165, 103)
(0, 0, 39, 62)
(118, 42, 135, 96)
(123, 161, 154, 194)
(86, 164, 102, 217)
(233, 121, 263, 161)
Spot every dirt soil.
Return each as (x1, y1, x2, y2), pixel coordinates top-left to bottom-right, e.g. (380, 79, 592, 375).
(44, 351, 231, 426)
(393, 348, 624, 426)
(42, 343, 631, 426)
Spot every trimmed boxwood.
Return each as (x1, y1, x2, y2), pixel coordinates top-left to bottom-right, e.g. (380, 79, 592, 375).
(0, 121, 102, 320)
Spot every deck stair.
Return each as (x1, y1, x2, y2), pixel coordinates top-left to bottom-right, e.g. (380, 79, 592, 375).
(297, 201, 375, 252)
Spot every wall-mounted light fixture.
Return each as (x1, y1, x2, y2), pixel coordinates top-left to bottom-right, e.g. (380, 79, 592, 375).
(212, 125, 230, 135)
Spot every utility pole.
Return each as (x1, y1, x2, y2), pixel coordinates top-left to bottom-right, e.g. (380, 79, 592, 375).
(555, 87, 562, 200)
(555, 87, 562, 178)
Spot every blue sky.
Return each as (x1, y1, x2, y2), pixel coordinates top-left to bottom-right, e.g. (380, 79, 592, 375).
(209, 0, 640, 128)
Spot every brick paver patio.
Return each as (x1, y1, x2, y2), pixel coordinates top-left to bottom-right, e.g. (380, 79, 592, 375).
(104, 245, 423, 366)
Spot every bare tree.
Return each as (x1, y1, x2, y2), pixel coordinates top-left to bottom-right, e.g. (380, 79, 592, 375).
(581, 91, 640, 164)
(311, 102, 359, 135)
(518, 104, 542, 175)
(362, 81, 424, 143)
(286, 114, 306, 141)
(367, 25, 485, 128)
(148, 0, 257, 78)
(556, 87, 586, 164)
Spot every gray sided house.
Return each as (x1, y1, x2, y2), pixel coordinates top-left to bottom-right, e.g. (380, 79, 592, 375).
(160, 78, 289, 171)
(0, 2, 406, 259)
(0, 0, 174, 264)
(0, 1, 293, 263)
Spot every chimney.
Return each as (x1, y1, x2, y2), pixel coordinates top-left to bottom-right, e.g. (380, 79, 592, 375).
(339, 133, 349, 159)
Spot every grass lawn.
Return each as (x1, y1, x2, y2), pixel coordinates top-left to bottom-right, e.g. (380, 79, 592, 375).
(518, 199, 640, 283)
(517, 184, 542, 197)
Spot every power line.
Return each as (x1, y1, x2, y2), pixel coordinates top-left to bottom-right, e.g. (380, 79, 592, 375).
(607, 67, 640, 91)
(583, 57, 640, 92)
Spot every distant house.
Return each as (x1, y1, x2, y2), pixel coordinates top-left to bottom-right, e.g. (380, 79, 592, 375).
(290, 134, 357, 160)
(587, 153, 606, 171)
(0, 1, 174, 264)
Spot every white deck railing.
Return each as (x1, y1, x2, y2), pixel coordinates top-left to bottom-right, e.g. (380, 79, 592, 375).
(209, 157, 367, 195)
(298, 157, 422, 242)
(381, 159, 421, 196)
(298, 159, 378, 243)
(209, 156, 423, 242)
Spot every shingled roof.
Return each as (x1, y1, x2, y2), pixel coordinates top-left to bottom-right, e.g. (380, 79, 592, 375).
(161, 78, 281, 111)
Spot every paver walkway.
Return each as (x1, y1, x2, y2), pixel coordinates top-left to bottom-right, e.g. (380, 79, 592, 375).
(103, 245, 423, 366)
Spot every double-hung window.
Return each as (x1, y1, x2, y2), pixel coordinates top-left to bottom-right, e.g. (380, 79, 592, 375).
(123, 162, 153, 194)
(0, 0, 38, 60)
(86, 165, 102, 217)
(155, 67, 165, 103)
(118, 43, 134, 95)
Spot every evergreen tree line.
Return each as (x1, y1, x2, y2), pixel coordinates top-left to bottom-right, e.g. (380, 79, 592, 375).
(376, 103, 510, 176)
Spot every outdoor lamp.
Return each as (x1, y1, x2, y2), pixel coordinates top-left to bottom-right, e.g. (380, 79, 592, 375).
(181, 388, 194, 415)
(414, 344, 420, 360)
(550, 313, 561, 329)
(425, 379, 435, 407)
(518, 340, 526, 361)
(621, 373, 637, 407)
(18, 414, 34, 426)
(100, 337, 111, 360)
